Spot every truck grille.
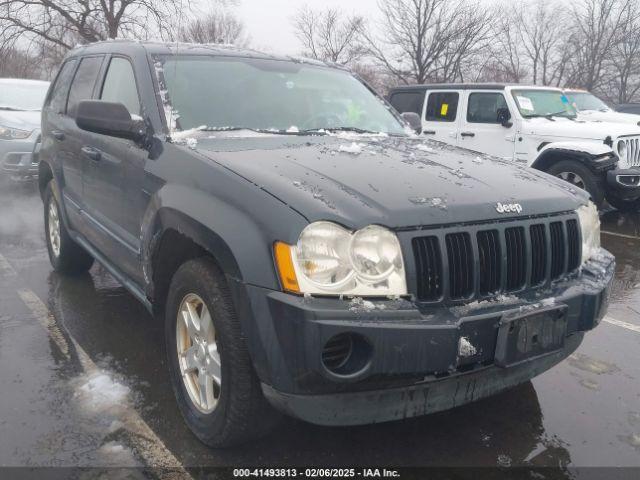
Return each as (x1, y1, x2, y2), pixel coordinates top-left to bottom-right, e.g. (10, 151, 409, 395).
(412, 215, 581, 303)
(621, 136, 640, 167)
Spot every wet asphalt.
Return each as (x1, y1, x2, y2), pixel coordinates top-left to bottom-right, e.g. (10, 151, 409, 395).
(0, 180, 639, 475)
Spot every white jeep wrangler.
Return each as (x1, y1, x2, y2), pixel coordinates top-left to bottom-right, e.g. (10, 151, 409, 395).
(388, 84, 640, 211)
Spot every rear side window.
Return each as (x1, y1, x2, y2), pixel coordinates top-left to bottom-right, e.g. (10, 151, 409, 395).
(100, 57, 141, 115)
(48, 59, 77, 114)
(467, 92, 508, 123)
(389, 91, 425, 115)
(66, 56, 103, 118)
(425, 92, 458, 122)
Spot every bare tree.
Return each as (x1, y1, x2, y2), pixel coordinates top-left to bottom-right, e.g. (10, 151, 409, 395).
(0, 43, 42, 78)
(608, 0, 640, 102)
(567, 0, 630, 91)
(292, 6, 365, 65)
(179, 7, 248, 46)
(0, 0, 182, 51)
(365, 0, 493, 84)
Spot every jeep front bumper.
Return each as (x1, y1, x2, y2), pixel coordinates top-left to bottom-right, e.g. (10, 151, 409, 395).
(230, 251, 614, 426)
(606, 168, 640, 200)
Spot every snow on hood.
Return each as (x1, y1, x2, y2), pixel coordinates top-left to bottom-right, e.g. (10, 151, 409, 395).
(522, 116, 640, 141)
(193, 135, 587, 229)
(577, 109, 640, 127)
(0, 110, 41, 132)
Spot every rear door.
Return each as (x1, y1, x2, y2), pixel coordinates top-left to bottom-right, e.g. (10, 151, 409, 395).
(457, 91, 516, 159)
(421, 90, 461, 145)
(81, 55, 148, 281)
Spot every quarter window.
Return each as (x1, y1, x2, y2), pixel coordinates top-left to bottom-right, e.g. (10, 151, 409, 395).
(48, 59, 77, 114)
(467, 93, 509, 124)
(425, 92, 458, 122)
(100, 57, 141, 115)
(66, 56, 103, 118)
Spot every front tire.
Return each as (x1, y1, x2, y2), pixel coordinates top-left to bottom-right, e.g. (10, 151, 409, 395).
(44, 182, 95, 274)
(165, 257, 279, 448)
(546, 160, 605, 207)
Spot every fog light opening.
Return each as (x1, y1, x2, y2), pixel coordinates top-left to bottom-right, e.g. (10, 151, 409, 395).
(321, 333, 372, 377)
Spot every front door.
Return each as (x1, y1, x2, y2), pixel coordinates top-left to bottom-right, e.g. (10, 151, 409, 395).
(421, 90, 461, 146)
(81, 56, 148, 282)
(457, 91, 516, 159)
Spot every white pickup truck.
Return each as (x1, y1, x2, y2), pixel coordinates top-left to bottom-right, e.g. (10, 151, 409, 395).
(388, 84, 640, 211)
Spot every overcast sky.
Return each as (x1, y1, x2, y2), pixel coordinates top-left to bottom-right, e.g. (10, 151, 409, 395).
(232, 0, 381, 54)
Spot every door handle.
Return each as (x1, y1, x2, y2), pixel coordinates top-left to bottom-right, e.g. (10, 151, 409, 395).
(423, 130, 436, 135)
(81, 146, 102, 162)
(51, 130, 65, 141)
(461, 132, 476, 138)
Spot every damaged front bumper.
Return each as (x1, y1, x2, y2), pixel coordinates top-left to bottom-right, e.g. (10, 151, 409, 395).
(231, 251, 614, 426)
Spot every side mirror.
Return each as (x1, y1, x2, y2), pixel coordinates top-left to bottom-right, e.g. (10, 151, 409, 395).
(76, 100, 144, 141)
(401, 112, 423, 134)
(497, 107, 512, 128)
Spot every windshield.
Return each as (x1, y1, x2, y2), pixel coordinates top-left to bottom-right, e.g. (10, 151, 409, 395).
(564, 91, 610, 112)
(0, 81, 49, 111)
(512, 89, 577, 119)
(154, 55, 406, 135)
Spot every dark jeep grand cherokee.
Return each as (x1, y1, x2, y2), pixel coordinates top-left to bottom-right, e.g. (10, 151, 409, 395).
(39, 41, 614, 447)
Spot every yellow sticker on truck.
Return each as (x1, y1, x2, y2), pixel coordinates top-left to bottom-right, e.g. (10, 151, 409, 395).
(441, 103, 449, 116)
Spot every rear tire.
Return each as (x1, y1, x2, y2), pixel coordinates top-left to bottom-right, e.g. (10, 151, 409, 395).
(606, 195, 640, 212)
(44, 182, 95, 274)
(546, 160, 605, 207)
(165, 257, 280, 448)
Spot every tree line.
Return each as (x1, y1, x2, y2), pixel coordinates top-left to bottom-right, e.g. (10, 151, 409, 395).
(2, 0, 640, 103)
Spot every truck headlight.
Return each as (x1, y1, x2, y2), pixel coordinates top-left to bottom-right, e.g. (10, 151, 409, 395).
(617, 140, 629, 167)
(0, 125, 31, 140)
(274, 221, 407, 296)
(577, 202, 601, 263)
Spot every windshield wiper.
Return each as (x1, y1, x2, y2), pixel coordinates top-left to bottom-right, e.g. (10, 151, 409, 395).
(299, 126, 380, 135)
(0, 106, 23, 111)
(200, 126, 303, 135)
(524, 111, 575, 121)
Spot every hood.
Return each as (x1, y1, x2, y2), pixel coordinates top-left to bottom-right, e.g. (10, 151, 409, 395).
(577, 109, 640, 127)
(522, 117, 640, 141)
(191, 134, 586, 229)
(0, 110, 41, 132)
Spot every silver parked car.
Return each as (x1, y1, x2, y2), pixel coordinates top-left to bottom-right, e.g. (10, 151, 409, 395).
(0, 78, 50, 179)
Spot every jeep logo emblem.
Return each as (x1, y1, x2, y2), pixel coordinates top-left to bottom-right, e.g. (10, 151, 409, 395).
(496, 202, 523, 214)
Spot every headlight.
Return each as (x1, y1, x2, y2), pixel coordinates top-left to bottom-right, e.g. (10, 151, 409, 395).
(274, 222, 407, 296)
(0, 125, 31, 140)
(577, 202, 601, 263)
(616, 139, 628, 166)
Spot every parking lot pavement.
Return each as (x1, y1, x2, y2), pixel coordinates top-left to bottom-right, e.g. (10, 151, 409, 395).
(0, 182, 639, 474)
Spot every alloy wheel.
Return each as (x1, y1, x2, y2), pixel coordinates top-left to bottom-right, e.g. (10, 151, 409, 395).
(176, 293, 222, 414)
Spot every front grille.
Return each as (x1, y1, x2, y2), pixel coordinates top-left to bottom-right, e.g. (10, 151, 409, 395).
(412, 215, 581, 303)
(622, 137, 640, 167)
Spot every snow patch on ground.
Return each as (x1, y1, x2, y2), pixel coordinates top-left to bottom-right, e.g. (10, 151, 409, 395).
(75, 372, 130, 413)
(416, 144, 433, 152)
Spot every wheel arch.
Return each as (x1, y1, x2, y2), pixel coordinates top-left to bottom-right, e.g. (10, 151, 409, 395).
(531, 146, 617, 173)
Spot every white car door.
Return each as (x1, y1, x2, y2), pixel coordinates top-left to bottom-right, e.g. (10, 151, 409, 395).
(421, 89, 461, 145)
(457, 90, 516, 159)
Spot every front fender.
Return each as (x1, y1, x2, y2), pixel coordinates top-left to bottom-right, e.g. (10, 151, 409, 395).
(140, 182, 308, 293)
(532, 142, 617, 172)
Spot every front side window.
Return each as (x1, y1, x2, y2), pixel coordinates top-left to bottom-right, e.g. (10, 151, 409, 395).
(425, 92, 458, 122)
(467, 92, 509, 123)
(154, 55, 406, 135)
(512, 89, 577, 119)
(389, 91, 425, 115)
(48, 60, 77, 114)
(100, 57, 141, 115)
(66, 56, 103, 118)
(564, 91, 610, 112)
